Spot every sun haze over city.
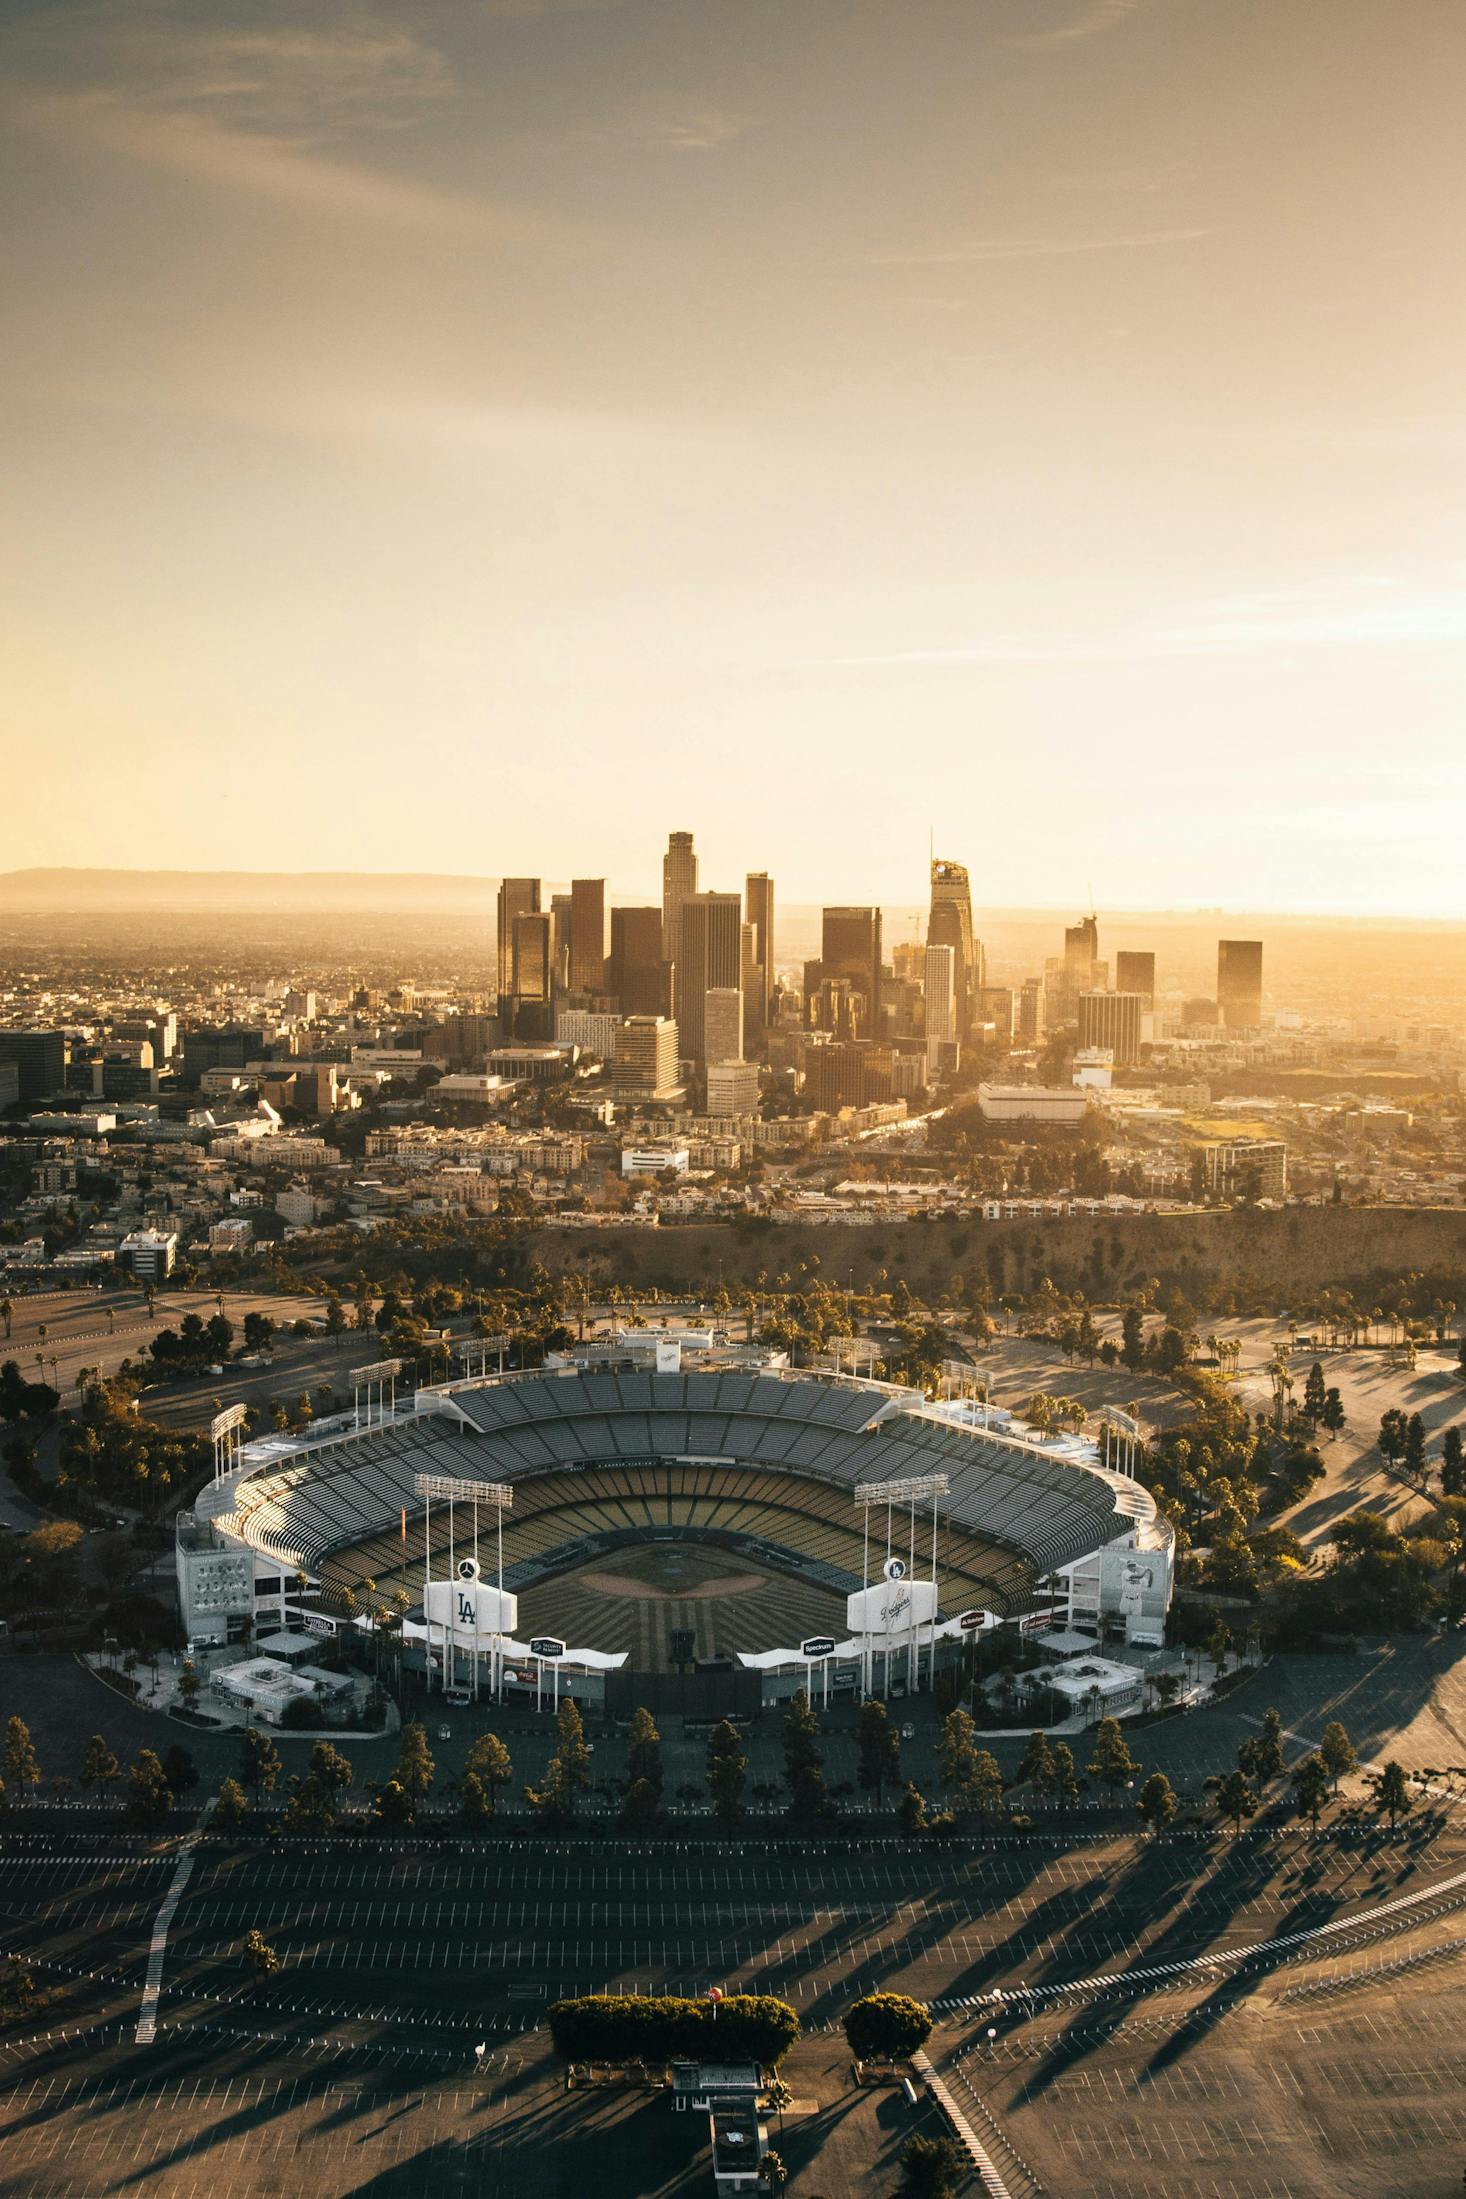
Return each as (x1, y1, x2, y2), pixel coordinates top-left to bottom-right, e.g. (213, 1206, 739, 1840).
(6, 10, 1466, 2199)
(4, 0, 1465, 912)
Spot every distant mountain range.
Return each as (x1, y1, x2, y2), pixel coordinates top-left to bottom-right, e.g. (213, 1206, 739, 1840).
(0, 869, 506, 913)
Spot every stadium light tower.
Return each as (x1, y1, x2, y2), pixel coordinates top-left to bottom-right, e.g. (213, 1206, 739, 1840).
(351, 1358, 402, 1430)
(1099, 1408, 1142, 1478)
(853, 1473, 949, 1697)
(414, 1472, 512, 1699)
(455, 1333, 509, 1382)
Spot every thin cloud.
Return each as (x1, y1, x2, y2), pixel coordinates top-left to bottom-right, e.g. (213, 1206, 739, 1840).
(0, 10, 454, 134)
(811, 574, 1466, 668)
(644, 112, 762, 154)
(1011, 0, 1146, 52)
(7, 88, 557, 242)
(868, 227, 1214, 267)
(482, 0, 621, 14)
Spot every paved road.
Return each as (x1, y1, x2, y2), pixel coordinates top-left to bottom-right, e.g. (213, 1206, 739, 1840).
(0, 1285, 326, 1400)
(6, 1635, 1465, 1836)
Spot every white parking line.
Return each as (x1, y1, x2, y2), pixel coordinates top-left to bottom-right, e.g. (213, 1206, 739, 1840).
(136, 1833, 203, 2046)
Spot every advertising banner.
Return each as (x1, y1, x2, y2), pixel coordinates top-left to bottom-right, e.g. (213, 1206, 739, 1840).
(423, 1576, 518, 1640)
(844, 1577, 937, 1637)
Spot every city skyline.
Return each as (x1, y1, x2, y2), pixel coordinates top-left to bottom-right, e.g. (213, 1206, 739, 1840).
(4, 0, 1465, 916)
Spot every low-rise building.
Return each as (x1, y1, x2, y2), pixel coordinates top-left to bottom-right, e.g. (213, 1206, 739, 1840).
(119, 1226, 178, 1279)
(622, 1143, 691, 1177)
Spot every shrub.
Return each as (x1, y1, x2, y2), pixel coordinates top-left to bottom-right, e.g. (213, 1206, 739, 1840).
(842, 1992, 933, 2062)
(546, 1993, 799, 2067)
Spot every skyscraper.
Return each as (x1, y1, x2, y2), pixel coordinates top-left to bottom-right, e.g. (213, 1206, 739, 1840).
(569, 878, 606, 994)
(510, 910, 554, 1035)
(549, 893, 573, 994)
(1114, 950, 1156, 1009)
(661, 831, 697, 969)
(928, 859, 979, 1039)
(1078, 990, 1145, 1066)
(744, 872, 775, 1028)
(923, 943, 957, 1076)
(608, 906, 667, 1017)
(679, 890, 742, 1063)
(704, 986, 744, 1066)
(0, 1030, 67, 1102)
(1217, 939, 1264, 1030)
(496, 878, 540, 1003)
(820, 906, 883, 1035)
(740, 922, 763, 1045)
(613, 1016, 680, 1100)
(1064, 914, 1099, 993)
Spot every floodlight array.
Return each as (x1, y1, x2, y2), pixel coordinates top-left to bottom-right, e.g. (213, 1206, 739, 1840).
(414, 1472, 512, 1508)
(853, 1474, 950, 1506)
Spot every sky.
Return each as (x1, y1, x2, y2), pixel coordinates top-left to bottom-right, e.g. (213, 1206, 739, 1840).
(3, 0, 1464, 915)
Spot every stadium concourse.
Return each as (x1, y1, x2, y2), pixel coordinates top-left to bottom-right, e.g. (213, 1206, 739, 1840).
(189, 1352, 1173, 1692)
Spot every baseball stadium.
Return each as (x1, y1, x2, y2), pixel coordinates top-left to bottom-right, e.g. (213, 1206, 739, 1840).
(187, 1338, 1173, 1706)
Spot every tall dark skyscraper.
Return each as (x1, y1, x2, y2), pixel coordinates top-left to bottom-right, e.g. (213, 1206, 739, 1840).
(744, 871, 775, 1029)
(820, 906, 883, 1036)
(1217, 938, 1264, 1029)
(569, 878, 606, 994)
(661, 830, 697, 969)
(680, 890, 742, 1063)
(928, 858, 978, 1038)
(1115, 950, 1156, 1008)
(0, 1030, 67, 1101)
(1064, 914, 1099, 992)
(496, 877, 540, 1004)
(511, 911, 553, 1004)
(608, 906, 668, 1017)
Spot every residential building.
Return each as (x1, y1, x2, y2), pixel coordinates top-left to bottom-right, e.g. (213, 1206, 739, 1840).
(209, 1217, 254, 1255)
(1202, 1136, 1286, 1200)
